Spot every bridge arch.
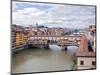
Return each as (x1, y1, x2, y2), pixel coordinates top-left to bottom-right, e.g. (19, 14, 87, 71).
(27, 35, 82, 51)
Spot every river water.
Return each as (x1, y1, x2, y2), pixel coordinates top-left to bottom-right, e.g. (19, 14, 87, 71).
(12, 45, 78, 73)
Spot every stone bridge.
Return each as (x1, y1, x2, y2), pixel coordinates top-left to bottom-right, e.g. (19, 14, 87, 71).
(27, 35, 83, 49)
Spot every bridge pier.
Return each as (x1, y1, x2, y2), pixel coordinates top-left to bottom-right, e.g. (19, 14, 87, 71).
(40, 45, 44, 48)
(28, 44, 34, 48)
(61, 46, 68, 51)
(43, 44, 49, 49)
(64, 47, 68, 51)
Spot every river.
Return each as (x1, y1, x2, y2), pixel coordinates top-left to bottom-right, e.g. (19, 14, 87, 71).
(12, 45, 78, 73)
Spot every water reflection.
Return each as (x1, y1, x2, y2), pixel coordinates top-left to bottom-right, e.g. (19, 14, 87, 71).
(49, 44, 62, 51)
(67, 46, 78, 55)
(12, 45, 78, 73)
(49, 44, 78, 55)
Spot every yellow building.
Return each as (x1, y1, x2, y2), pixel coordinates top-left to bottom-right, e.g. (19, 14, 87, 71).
(15, 32, 24, 48)
(12, 25, 29, 51)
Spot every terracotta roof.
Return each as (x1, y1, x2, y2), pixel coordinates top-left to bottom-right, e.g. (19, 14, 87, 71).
(76, 51, 95, 57)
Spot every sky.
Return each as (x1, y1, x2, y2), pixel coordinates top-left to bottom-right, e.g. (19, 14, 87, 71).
(12, 1, 96, 29)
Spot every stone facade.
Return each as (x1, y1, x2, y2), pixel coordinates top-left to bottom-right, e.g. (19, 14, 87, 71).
(77, 57, 96, 69)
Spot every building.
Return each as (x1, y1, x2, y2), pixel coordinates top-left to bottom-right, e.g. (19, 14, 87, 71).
(12, 25, 29, 52)
(76, 32, 96, 69)
(11, 25, 16, 49)
(27, 25, 68, 37)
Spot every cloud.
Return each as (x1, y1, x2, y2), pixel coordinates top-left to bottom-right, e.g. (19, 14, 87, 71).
(12, 1, 96, 28)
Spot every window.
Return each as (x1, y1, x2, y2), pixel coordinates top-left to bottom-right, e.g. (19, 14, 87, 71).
(88, 41, 93, 52)
(80, 61, 84, 65)
(92, 61, 96, 66)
